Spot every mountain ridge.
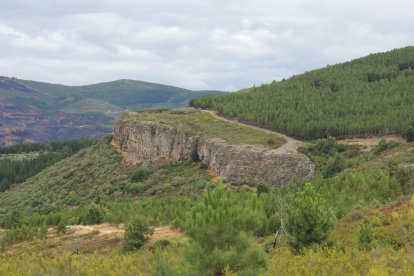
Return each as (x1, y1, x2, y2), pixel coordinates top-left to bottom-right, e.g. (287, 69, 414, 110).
(0, 77, 223, 145)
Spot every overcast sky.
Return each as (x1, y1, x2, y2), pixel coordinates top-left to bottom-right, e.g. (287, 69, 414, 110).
(1, 0, 413, 91)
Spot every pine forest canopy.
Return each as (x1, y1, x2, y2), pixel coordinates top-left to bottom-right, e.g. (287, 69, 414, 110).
(190, 46, 414, 140)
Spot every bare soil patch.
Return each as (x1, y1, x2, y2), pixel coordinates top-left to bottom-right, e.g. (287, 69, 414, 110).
(337, 135, 405, 152)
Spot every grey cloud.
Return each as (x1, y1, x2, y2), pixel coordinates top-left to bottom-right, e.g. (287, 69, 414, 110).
(0, 0, 413, 90)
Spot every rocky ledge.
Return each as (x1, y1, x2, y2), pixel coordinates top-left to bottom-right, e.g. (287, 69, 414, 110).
(113, 119, 315, 187)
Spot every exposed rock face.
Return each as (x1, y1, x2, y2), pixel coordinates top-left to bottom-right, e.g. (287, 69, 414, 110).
(113, 119, 315, 187)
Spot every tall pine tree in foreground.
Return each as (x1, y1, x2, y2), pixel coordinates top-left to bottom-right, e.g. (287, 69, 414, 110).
(183, 184, 267, 275)
(286, 184, 336, 252)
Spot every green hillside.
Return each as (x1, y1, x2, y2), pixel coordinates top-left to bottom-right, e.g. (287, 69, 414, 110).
(0, 138, 210, 216)
(16, 79, 222, 111)
(0, 77, 223, 145)
(190, 46, 414, 139)
(0, 138, 96, 193)
(0, 136, 413, 274)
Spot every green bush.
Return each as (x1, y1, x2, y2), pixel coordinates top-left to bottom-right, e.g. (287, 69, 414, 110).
(322, 155, 345, 178)
(358, 218, 375, 250)
(130, 168, 151, 183)
(267, 139, 275, 145)
(256, 182, 270, 196)
(190, 148, 199, 162)
(82, 204, 105, 225)
(122, 218, 154, 252)
(57, 220, 66, 235)
(373, 139, 400, 155)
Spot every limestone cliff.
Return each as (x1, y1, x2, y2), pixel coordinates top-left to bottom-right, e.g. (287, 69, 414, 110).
(113, 119, 314, 187)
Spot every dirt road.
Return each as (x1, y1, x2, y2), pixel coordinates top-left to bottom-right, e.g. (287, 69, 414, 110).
(201, 110, 303, 153)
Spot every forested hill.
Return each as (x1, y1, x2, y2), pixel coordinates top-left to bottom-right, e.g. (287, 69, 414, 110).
(190, 46, 414, 140)
(0, 77, 223, 145)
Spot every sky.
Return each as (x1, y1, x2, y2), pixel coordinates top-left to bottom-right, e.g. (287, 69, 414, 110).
(0, 0, 413, 91)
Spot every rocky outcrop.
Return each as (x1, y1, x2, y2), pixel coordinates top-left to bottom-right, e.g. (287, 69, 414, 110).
(113, 119, 315, 187)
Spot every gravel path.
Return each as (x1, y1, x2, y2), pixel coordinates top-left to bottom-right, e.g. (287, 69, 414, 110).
(201, 109, 303, 153)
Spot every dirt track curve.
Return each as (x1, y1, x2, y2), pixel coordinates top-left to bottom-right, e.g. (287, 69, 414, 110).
(201, 110, 303, 153)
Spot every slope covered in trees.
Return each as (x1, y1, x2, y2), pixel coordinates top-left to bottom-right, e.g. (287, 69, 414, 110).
(0, 139, 96, 192)
(190, 46, 414, 139)
(0, 135, 413, 274)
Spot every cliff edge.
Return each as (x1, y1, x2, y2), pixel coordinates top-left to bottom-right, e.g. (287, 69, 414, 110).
(113, 110, 314, 187)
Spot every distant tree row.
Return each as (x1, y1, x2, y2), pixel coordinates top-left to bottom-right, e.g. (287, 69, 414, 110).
(0, 138, 96, 192)
(190, 47, 414, 139)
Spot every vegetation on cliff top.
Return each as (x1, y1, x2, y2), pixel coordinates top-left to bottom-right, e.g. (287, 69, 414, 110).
(190, 46, 414, 140)
(120, 108, 286, 148)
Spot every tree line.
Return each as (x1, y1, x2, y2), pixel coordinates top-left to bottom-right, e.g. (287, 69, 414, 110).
(0, 138, 96, 192)
(190, 46, 414, 140)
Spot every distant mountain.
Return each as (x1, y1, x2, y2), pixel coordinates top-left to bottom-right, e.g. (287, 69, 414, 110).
(0, 77, 223, 145)
(191, 46, 414, 139)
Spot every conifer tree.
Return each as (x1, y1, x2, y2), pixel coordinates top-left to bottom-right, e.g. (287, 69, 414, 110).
(183, 184, 267, 275)
(286, 184, 336, 252)
(122, 218, 153, 252)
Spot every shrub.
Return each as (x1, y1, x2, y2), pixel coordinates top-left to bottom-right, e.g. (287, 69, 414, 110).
(256, 182, 270, 196)
(373, 139, 400, 155)
(1, 210, 23, 229)
(190, 148, 199, 162)
(322, 155, 345, 178)
(358, 218, 375, 250)
(153, 239, 171, 250)
(39, 222, 48, 239)
(57, 220, 66, 235)
(122, 218, 154, 252)
(82, 204, 105, 225)
(130, 168, 151, 183)
(126, 183, 146, 195)
(267, 139, 275, 145)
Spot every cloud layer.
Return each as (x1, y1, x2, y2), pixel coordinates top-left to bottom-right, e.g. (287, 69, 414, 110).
(1, 0, 413, 90)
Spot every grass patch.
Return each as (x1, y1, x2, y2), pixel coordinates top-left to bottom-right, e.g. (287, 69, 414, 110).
(121, 110, 286, 148)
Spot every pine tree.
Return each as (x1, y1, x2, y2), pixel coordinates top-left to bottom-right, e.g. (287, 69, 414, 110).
(190, 147, 200, 162)
(39, 222, 48, 239)
(122, 218, 153, 252)
(286, 184, 336, 252)
(57, 221, 66, 235)
(358, 218, 375, 250)
(183, 184, 267, 275)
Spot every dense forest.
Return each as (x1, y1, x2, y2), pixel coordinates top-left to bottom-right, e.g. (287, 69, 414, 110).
(0, 138, 96, 192)
(190, 46, 414, 139)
